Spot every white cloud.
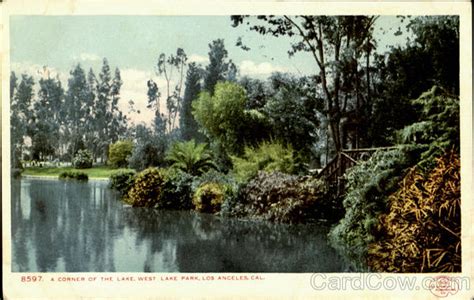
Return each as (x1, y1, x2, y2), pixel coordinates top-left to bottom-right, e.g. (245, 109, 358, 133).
(239, 60, 287, 78)
(71, 52, 101, 62)
(79, 53, 101, 62)
(11, 62, 64, 81)
(188, 54, 209, 65)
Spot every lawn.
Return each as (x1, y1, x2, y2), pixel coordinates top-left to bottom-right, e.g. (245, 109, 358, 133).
(22, 166, 133, 179)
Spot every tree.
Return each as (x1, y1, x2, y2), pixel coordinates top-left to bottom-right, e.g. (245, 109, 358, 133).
(96, 58, 113, 162)
(84, 68, 100, 160)
(10, 72, 34, 167)
(154, 48, 188, 132)
(31, 76, 64, 160)
(192, 81, 247, 155)
(263, 73, 321, 160)
(128, 124, 167, 171)
(397, 85, 459, 170)
(231, 16, 377, 152)
(203, 39, 237, 94)
(64, 64, 89, 160)
(368, 16, 459, 146)
(180, 62, 204, 141)
(407, 16, 459, 94)
(109, 67, 127, 143)
(239, 76, 268, 110)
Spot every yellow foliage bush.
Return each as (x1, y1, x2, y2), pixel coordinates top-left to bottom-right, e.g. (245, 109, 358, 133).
(369, 150, 460, 272)
(126, 168, 166, 207)
(192, 182, 225, 213)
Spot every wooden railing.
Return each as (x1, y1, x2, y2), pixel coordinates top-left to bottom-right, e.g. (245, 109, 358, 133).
(316, 146, 399, 196)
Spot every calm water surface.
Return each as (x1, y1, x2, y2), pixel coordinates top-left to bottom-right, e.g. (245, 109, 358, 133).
(11, 178, 346, 272)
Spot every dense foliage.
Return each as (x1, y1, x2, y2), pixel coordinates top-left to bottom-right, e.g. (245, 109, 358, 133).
(192, 82, 247, 154)
(397, 86, 459, 169)
(227, 171, 329, 224)
(369, 150, 460, 272)
(72, 149, 93, 169)
(10, 15, 461, 274)
(109, 169, 136, 196)
(126, 168, 167, 207)
(160, 170, 194, 210)
(58, 171, 89, 181)
(328, 147, 419, 270)
(108, 140, 133, 168)
(128, 125, 167, 171)
(230, 141, 296, 182)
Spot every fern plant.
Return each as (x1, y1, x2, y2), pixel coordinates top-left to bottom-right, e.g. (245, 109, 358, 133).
(231, 141, 295, 182)
(166, 140, 216, 176)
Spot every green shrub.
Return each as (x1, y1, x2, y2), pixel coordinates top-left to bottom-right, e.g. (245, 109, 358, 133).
(59, 171, 89, 181)
(108, 140, 134, 168)
(72, 149, 93, 169)
(228, 171, 329, 223)
(231, 141, 295, 182)
(166, 140, 216, 176)
(192, 182, 226, 213)
(126, 168, 167, 207)
(160, 169, 194, 210)
(109, 169, 136, 196)
(328, 147, 418, 271)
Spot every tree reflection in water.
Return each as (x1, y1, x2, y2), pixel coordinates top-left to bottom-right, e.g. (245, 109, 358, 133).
(11, 179, 346, 272)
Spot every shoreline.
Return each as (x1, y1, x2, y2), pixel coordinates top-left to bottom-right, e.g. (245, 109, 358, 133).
(21, 175, 110, 181)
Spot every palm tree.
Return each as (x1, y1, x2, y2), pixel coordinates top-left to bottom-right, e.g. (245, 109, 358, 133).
(165, 140, 216, 176)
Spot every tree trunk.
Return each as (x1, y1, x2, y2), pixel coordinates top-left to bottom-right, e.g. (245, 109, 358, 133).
(329, 116, 342, 153)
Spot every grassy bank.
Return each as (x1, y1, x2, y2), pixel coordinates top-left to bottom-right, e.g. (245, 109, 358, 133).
(22, 166, 133, 179)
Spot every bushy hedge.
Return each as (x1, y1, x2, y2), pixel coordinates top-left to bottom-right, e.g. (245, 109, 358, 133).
(109, 169, 136, 196)
(227, 171, 329, 223)
(368, 150, 460, 272)
(126, 168, 167, 207)
(59, 171, 89, 181)
(72, 149, 93, 169)
(124, 168, 196, 210)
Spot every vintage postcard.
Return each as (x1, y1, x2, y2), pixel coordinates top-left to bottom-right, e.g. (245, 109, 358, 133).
(2, 0, 473, 299)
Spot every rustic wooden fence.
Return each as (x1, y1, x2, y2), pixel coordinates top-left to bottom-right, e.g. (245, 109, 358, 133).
(316, 146, 399, 196)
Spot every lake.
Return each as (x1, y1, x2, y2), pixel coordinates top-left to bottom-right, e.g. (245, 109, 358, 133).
(11, 178, 347, 272)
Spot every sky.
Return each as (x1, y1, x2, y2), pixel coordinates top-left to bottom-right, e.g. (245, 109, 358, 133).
(10, 16, 406, 126)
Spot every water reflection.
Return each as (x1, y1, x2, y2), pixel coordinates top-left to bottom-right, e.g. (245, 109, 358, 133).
(11, 179, 346, 272)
